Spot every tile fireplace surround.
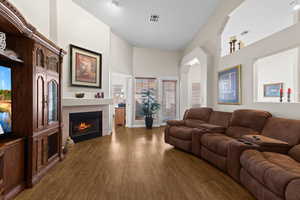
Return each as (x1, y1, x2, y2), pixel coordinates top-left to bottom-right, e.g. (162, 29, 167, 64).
(62, 98, 113, 144)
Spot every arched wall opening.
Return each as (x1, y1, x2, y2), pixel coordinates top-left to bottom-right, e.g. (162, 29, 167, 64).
(180, 47, 208, 118)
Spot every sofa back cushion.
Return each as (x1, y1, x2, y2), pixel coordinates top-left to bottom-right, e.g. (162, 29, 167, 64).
(262, 117, 300, 146)
(289, 145, 300, 162)
(226, 109, 272, 138)
(209, 111, 232, 128)
(184, 107, 213, 122)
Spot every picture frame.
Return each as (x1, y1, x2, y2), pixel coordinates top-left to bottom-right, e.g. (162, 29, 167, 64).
(263, 83, 283, 97)
(70, 44, 102, 88)
(218, 65, 242, 105)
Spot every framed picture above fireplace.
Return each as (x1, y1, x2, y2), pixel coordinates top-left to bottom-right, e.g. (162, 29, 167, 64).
(70, 45, 102, 88)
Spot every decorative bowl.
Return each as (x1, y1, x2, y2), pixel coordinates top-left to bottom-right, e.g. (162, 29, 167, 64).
(75, 93, 85, 98)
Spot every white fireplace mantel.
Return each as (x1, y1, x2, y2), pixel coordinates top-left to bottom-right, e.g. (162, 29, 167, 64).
(62, 97, 114, 107)
(62, 97, 113, 143)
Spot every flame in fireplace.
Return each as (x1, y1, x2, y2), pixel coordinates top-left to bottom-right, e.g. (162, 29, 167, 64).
(77, 122, 92, 131)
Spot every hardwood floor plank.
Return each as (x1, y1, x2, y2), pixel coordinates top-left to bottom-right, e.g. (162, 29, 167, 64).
(16, 127, 254, 200)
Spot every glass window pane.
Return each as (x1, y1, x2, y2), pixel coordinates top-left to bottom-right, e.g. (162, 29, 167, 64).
(162, 80, 177, 122)
(48, 81, 58, 123)
(135, 78, 157, 120)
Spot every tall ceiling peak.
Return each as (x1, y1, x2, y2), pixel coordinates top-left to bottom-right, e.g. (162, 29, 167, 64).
(74, 0, 220, 50)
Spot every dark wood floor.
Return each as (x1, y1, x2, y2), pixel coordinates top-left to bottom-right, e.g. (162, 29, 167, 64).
(16, 127, 254, 200)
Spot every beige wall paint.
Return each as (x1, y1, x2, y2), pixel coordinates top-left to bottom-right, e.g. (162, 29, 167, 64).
(57, 0, 111, 98)
(110, 32, 133, 75)
(184, 0, 300, 119)
(133, 47, 181, 77)
(9, 0, 51, 38)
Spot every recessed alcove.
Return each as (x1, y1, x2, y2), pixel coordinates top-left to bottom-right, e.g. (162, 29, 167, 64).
(254, 47, 300, 104)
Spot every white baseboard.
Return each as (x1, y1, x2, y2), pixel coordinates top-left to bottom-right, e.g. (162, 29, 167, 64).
(127, 124, 162, 128)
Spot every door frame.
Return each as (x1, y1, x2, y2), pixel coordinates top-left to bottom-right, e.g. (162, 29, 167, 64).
(110, 72, 133, 128)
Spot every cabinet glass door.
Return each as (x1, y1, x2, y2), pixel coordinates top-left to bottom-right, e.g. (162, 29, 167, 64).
(48, 81, 58, 123)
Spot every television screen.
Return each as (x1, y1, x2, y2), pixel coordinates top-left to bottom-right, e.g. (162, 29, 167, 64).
(0, 66, 12, 134)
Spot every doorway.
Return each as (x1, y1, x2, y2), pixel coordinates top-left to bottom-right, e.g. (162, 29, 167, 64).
(110, 73, 132, 128)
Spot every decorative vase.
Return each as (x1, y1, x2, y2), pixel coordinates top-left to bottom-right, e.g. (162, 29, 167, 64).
(63, 137, 75, 154)
(145, 116, 153, 129)
(0, 32, 6, 51)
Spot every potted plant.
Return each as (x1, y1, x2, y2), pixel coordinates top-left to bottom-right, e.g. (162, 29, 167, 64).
(141, 89, 160, 129)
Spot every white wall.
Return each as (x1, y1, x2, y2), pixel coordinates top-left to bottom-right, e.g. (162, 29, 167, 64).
(221, 0, 294, 56)
(9, 0, 51, 38)
(133, 47, 181, 77)
(110, 32, 133, 75)
(184, 0, 300, 120)
(255, 48, 298, 103)
(57, 0, 111, 98)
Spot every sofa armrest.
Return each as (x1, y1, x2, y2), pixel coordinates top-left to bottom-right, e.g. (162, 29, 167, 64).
(242, 135, 291, 154)
(227, 140, 260, 182)
(286, 179, 300, 200)
(191, 128, 209, 157)
(166, 120, 185, 126)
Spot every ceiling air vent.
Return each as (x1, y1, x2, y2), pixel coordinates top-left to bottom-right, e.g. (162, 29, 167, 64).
(150, 15, 160, 23)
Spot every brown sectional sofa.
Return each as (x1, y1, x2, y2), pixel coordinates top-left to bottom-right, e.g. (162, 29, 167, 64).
(201, 109, 272, 172)
(192, 111, 232, 157)
(164, 107, 213, 152)
(164, 108, 300, 200)
(239, 117, 300, 200)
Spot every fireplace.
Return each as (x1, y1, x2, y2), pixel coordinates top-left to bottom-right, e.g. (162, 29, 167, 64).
(69, 111, 102, 143)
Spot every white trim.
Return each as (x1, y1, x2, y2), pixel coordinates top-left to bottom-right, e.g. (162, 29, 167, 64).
(130, 124, 161, 128)
(111, 72, 133, 78)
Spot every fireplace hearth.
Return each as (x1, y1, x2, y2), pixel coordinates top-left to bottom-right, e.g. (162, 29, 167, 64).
(69, 111, 102, 143)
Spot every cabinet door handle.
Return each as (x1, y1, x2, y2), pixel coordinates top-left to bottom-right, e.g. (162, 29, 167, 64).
(43, 95, 48, 106)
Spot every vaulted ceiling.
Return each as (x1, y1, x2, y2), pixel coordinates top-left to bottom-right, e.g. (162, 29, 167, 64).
(73, 0, 220, 50)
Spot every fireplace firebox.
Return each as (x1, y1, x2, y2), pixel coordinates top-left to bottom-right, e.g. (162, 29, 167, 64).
(69, 111, 102, 143)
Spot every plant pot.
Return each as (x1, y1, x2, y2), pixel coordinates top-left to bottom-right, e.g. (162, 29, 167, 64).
(145, 116, 153, 129)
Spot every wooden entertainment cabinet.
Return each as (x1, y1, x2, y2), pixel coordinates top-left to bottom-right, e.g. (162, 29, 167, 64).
(0, 1, 66, 199)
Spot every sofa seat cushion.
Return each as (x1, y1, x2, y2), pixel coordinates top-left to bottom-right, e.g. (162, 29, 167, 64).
(241, 150, 300, 198)
(169, 126, 195, 140)
(201, 133, 235, 157)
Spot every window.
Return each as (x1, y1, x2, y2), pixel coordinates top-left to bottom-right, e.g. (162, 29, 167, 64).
(162, 80, 177, 122)
(191, 82, 201, 108)
(135, 78, 157, 120)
